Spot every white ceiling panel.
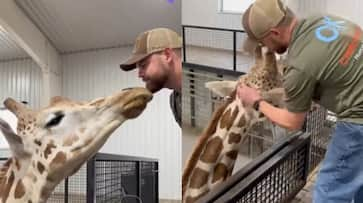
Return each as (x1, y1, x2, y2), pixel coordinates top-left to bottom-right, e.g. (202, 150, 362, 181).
(15, 0, 181, 53)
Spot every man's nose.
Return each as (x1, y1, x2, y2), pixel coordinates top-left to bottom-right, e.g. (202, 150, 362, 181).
(138, 68, 144, 78)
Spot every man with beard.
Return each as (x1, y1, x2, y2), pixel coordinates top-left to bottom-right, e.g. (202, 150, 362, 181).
(238, 0, 363, 202)
(120, 28, 182, 126)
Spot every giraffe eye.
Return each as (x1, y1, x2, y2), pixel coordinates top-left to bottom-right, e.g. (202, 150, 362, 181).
(45, 112, 65, 128)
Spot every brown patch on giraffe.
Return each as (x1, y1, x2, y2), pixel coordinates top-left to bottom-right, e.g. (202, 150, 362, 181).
(185, 189, 209, 203)
(50, 152, 67, 169)
(37, 162, 45, 174)
(226, 150, 238, 160)
(212, 163, 228, 183)
(34, 139, 42, 146)
(79, 128, 86, 133)
(2, 171, 15, 203)
(189, 168, 209, 189)
(14, 179, 25, 199)
(182, 91, 235, 197)
(44, 141, 56, 159)
(200, 137, 223, 163)
(28, 200, 33, 203)
(220, 105, 239, 130)
(63, 134, 80, 147)
(14, 159, 20, 170)
(237, 115, 247, 127)
(228, 133, 242, 144)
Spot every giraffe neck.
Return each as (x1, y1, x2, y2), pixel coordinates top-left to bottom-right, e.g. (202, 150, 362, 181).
(0, 156, 63, 203)
(183, 95, 255, 203)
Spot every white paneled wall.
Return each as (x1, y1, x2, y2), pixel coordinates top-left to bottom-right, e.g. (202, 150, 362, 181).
(62, 47, 181, 200)
(0, 58, 42, 109)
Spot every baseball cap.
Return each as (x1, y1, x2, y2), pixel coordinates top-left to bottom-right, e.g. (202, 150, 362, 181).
(242, 0, 292, 45)
(120, 28, 182, 71)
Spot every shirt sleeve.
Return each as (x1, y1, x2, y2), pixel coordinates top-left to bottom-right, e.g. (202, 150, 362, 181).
(283, 66, 316, 113)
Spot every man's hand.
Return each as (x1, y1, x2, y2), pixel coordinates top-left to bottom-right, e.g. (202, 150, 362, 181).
(236, 84, 262, 107)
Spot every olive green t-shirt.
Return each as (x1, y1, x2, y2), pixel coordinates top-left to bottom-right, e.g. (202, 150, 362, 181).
(285, 15, 363, 124)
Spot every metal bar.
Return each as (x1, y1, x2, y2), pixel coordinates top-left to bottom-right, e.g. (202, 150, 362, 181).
(182, 24, 245, 33)
(136, 161, 141, 199)
(189, 68, 196, 127)
(94, 153, 158, 162)
(155, 162, 159, 203)
(233, 31, 237, 71)
(64, 178, 69, 203)
(86, 157, 96, 203)
(183, 26, 187, 62)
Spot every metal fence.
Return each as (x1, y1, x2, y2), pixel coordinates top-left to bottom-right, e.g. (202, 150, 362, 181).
(197, 132, 310, 203)
(0, 153, 158, 203)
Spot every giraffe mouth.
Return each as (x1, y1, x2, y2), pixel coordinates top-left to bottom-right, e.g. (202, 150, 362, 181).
(122, 88, 153, 118)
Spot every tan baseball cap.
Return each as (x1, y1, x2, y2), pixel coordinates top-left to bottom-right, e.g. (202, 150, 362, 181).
(120, 28, 182, 71)
(242, 0, 291, 42)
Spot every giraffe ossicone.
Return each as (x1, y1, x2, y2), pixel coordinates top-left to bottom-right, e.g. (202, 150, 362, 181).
(0, 87, 152, 203)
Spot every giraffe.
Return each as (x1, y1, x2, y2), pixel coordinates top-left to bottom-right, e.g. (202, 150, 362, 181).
(0, 87, 152, 203)
(182, 46, 286, 203)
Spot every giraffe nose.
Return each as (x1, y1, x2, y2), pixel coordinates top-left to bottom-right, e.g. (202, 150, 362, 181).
(122, 87, 134, 91)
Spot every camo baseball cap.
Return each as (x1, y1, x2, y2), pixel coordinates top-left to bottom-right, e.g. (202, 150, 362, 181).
(120, 28, 182, 71)
(242, 0, 291, 42)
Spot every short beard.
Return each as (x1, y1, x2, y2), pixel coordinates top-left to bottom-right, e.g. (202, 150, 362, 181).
(145, 74, 168, 93)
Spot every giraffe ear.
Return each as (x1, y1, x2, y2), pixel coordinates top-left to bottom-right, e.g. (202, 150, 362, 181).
(205, 81, 238, 97)
(0, 118, 28, 158)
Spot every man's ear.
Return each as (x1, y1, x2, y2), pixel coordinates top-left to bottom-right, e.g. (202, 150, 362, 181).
(163, 48, 173, 63)
(270, 28, 281, 38)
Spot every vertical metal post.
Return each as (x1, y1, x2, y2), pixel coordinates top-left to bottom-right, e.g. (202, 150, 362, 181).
(155, 162, 159, 203)
(87, 157, 95, 203)
(189, 69, 196, 127)
(64, 178, 69, 203)
(136, 161, 141, 199)
(233, 31, 237, 71)
(182, 26, 186, 62)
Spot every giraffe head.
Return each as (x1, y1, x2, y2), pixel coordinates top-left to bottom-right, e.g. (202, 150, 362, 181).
(0, 87, 152, 202)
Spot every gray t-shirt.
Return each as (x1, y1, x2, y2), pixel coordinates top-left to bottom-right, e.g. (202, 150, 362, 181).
(285, 15, 363, 124)
(170, 91, 181, 126)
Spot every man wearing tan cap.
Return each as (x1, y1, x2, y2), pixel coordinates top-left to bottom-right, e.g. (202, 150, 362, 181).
(120, 28, 182, 126)
(238, 0, 363, 202)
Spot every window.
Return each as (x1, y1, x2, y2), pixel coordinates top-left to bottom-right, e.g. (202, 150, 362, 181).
(220, 0, 255, 13)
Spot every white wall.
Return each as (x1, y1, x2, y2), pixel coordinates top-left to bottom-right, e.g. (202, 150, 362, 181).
(0, 0, 62, 106)
(0, 59, 43, 109)
(61, 47, 181, 200)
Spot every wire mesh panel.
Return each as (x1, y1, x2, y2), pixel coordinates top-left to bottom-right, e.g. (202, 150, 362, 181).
(90, 153, 158, 203)
(303, 105, 332, 173)
(182, 64, 240, 128)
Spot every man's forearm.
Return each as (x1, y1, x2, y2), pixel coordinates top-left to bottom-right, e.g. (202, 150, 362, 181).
(259, 101, 306, 130)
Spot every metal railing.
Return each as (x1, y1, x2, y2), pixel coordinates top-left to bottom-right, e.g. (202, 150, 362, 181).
(197, 132, 310, 203)
(182, 25, 248, 72)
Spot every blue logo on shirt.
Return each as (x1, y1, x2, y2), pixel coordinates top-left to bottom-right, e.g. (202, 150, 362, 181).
(315, 16, 345, 43)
